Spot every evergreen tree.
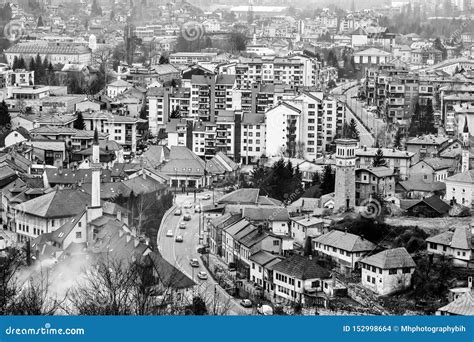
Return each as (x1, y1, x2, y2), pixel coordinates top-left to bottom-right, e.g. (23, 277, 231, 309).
(320, 165, 335, 195)
(408, 102, 421, 137)
(73, 112, 85, 130)
(18, 57, 26, 70)
(28, 58, 36, 74)
(393, 128, 403, 149)
(349, 118, 359, 140)
(373, 148, 387, 167)
(423, 100, 437, 134)
(311, 171, 321, 186)
(170, 106, 180, 119)
(0, 101, 11, 127)
(159, 55, 169, 64)
(37, 15, 44, 27)
(12, 56, 19, 70)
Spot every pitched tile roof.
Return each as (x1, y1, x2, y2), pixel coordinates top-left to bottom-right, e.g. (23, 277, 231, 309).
(249, 250, 283, 266)
(313, 230, 376, 252)
(360, 247, 416, 269)
(269, 255, 330, 280)
(445, 170, 474, 183)
(218, 188, 260, 205)
(15, 189, 90, 218)
(437, 291, 474, 316)
(242, 206, 290, 222)
(406, 196, 451, 215)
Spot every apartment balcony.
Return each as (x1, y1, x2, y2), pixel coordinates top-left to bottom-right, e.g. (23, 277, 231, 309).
(388, 98, 405, 106)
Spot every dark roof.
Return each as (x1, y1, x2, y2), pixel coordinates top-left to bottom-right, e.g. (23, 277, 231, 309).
(360, 247, 416, 269)
(406, 195, 451, 215)
(269, 255, 330, 280)
(218, 188, 260, 205)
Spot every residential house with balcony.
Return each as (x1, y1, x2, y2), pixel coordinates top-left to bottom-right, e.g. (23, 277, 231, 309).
(241, 113, 266, 164)
(356, 147, 415, 179)
(249, 250, 284, 292)
(290, 216, 325, 246)
(265, 102, 301, 158)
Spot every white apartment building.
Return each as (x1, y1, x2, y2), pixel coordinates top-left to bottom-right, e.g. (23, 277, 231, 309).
(82, 112, 143, 153)
(265, 103, 302, 158)
(192, 121, 217, 160)
(241, 113, 266, 164)
(5, 43, 92, 66)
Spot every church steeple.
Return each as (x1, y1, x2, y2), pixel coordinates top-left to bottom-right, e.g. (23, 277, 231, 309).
(87, 128, 102, 224)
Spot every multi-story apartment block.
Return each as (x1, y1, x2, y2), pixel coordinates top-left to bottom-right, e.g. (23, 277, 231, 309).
(169, 52, 218, 65)
(0, 68, 35, 87)
(241, 113, 266, 164)
(190, 75, 237, 121)
(192, 121, 217, 160)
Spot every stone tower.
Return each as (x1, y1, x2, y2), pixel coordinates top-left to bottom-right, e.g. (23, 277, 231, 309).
(334, 139, 358, 211)
(462, 116, 470, 173)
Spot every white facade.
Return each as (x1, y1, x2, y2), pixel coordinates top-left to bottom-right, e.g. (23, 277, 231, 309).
(265, 104, 301, 157)
(360, 264, 414, 296)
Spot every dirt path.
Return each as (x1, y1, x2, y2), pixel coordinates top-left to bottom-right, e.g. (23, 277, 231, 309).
(385, 216, 472, 234)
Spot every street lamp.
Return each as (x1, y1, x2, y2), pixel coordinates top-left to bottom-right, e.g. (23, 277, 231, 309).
(173, 167, 178, 203)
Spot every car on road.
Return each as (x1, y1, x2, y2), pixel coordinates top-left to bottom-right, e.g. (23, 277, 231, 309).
(197, 246, 209, 254)
(184, 202, 193, 209)
(257, 304, 273, 315)
(202, 194, 211, 200)
(228, 262, 236, 272)
(194, 205, 201, 213)
(240, 299, 252, 308)
(166, 230, 173, 237)
(179, 222, 186, 229)
(183, 214, 191, 221)
(197, 271, 208, 280)
(190, 258, 200, 267)
(175, 235, 183, 243)
(174, 209, 182, 216)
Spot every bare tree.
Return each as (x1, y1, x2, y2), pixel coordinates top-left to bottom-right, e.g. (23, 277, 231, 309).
(0, 248, 23, 314)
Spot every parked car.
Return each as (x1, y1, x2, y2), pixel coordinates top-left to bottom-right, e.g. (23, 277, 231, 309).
(179, 222, 186, 229)
(257, 304, 273, 315)
(166, 230, 173, 237)
(197, 246, 209, 254)
(175, 235, 183, 243)
(174, 209, 182, 216)
(190, 258, 200, 268)
(228, 263, 236, 272)
(197, 271, 208, 280)
(183, 214, 191, 221)
(184, 202, 193, 209)
(195, 205, 201, 213)
(202, 194, 211, 200)
(240, 299, 252, 308)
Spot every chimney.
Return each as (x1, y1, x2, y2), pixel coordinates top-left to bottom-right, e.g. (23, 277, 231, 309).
(117, 210, 122, 222)
(468, 276, 473, 289)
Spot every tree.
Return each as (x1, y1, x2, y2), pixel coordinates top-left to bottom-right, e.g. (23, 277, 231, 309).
(74, 112, 85, 130)
(228, 31, 247, 53)
(91, 0, 103, 16)
(159, 55, 169, 64)
(393, 128, 403, 149)
(372, 148, 387, 167)
(0, 101, 11, 127)
(320, 165, 335, 195)
(139, 105, 147, 120)
(422, 100, 437, 135)
(37, 15, 44, 27)
(187, 296, 208, 315)
(311, 171, 321, 186)
(327, 49, 339, 68)
(170, 106, 181, 119)
(408, 102, 422, 137)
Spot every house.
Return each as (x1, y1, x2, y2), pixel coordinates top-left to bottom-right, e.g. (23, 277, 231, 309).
(359, 247, 416, 296)
(13, 189, 91, 243)
(206, 152, 240, 184)
(313, 230, 376, 272)
(242, 206, 290, 236)
(269, 255, 330, 304)
(444, 170, 474, 207)
(208, 213, 242, 256)
(159, 146, 207, 190)
(356, 147, 414, 179)
(355, 167, 395, 205)
(406, 135, 450, 162)
(249, 250, 284, 292)
(107, 79, 132, 99)
(396, 179, 446, 199)
(287, 197, 320, 215)
(4, 127, 31, 148)
(426, 226, 473, 268)
(436, 291, 474, 316)
(222, 218, 252, 265)
(409, 158, 454, 183)
(218, 188, 281, 207)
(406, 196, 451, 217)
(290, 216, 325, 246)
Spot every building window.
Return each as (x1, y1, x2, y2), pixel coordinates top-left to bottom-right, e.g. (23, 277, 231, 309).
(76, 232, 82, 239)
(389, 269, 397, 275)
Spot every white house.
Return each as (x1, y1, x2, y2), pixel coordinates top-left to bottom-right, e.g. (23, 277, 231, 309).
(359, 247, 416, 296)
(4, 127, 30, 148)
(313, 230, 376, 272)
(426, 226, 473, 267)
(290, 216, 325, 246)
(265, 103, 301, 158)
(269, 255, 330, 304)
(249, 250, 284, 292)
(107, 79, 132, 99)
(444, 170, 474, 207)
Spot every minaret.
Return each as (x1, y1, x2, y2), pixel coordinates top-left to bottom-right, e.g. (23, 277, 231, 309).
(462, 116, 470, 173)
(334, 139, 357, 211)
(87, 128, 103, 224)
